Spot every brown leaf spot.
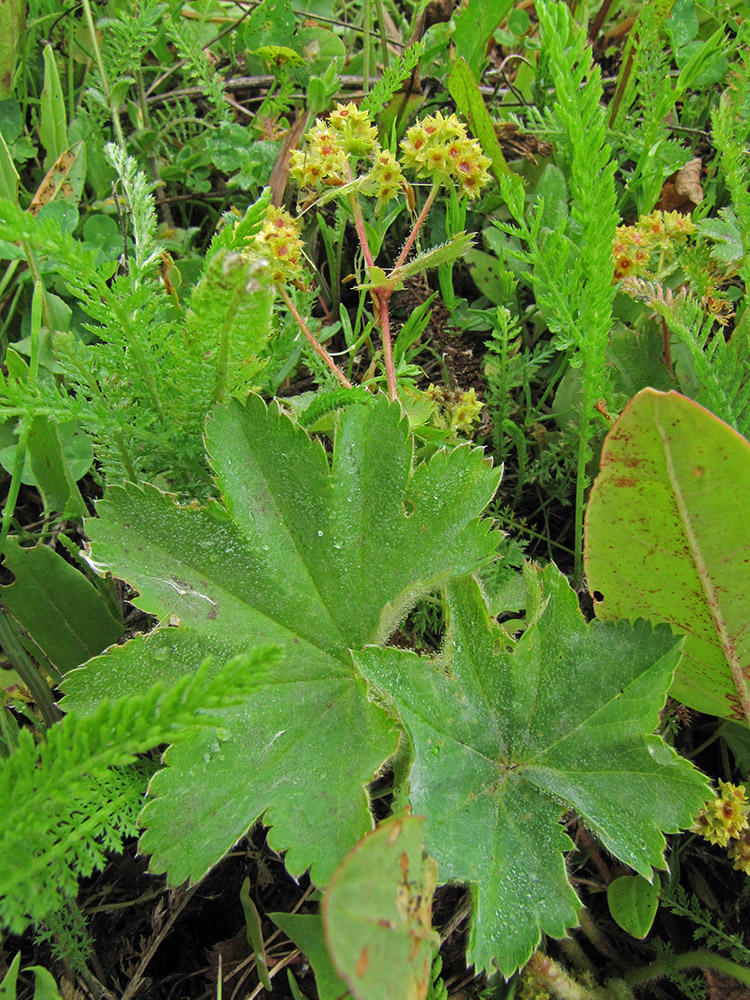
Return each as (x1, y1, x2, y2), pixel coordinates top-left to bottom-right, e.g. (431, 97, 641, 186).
(356, 947, 369, 977)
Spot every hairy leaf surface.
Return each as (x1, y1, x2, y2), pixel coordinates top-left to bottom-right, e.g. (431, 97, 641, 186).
(356, 565, 708, 976)
(62, 396, 500, 885)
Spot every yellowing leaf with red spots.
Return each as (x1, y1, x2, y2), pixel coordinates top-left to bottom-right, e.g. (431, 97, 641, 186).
(585, 389, 750, 722)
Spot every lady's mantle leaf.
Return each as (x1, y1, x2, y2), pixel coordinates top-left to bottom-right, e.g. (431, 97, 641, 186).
(62, 396, 500, 887)
(356, 564, 709, 977)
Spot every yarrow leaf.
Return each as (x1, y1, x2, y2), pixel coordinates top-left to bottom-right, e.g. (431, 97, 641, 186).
(356, 563, 709, 977)
(62, 396, 500, 887)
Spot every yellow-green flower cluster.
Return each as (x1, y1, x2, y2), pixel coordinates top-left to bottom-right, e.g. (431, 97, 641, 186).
(401, 112, 491, 198)
(691, 780, 750, 849)
(328, 102, 379, 156)
(290, 124, 348, 190)
(612, 209, 697, 282)
(246, 205, 304, 284)
(291, 102, 379, 191)
(426, 386, 484, 435)
(369, 148, 405, 207)
(729, 828, 750, 874)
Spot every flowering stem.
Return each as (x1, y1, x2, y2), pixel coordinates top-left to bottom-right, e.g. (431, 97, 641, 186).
(348, 192, 375, 269)
(393, 183, 439, 271)
(623, 949, 750, 989)
(277, 285, 353, 388)
(377, 290, 397, 402)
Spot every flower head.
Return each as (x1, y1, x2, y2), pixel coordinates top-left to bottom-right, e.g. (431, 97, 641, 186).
(401, 113, 490, 199)
(370, 148, 405, 206)
(691, 780, 750, 848)
(241, 205, 305, 284)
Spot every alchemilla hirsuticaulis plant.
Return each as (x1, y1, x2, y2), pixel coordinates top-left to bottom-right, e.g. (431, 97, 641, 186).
(238, 103, 490, 401)
(5, 2, 750, 988)
(45, 393, 708, 978)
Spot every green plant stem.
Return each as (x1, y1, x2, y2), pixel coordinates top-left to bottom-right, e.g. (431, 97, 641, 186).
(277, 286, 353, 388)
(622, 949, 750, 988)
(393, 183, 439, 270)
(573, 385, 594, 586)
(21, 244, 55, 340)
(213, 283, 246, 405)
(123, 317, 167, 419)
(79, 0, 125, 149)
(374, 0, 389, 69)
(525, 951, 593, 1000)
(362, 0, 371, 94)
(0, 281, 43, 558)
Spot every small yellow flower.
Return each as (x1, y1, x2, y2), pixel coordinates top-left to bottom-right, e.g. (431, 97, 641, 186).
(246, 205, 305, 284)
(401, 113, 490, 198)
(370, 149, 405, 206)
(728, 829, 750, 874)
(691, 780, 750, 848)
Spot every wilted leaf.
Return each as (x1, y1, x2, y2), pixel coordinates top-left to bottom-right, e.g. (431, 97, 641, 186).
(63, 396, 500, 886)
(585, 389, 750, 722)
(357, 564, 708, 976)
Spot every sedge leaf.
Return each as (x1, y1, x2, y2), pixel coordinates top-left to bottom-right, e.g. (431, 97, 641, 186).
(356, 564, 708, 976)
(63, 396, 500, 886)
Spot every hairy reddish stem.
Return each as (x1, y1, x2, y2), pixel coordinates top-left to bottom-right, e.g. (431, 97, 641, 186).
(377, 290, 397, 402)
(393, 183, 439, 271)
(347, 190, 376, 269)
(278, 285, 353, 388)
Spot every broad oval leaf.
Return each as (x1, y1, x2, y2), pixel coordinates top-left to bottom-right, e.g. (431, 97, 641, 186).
(323, 815, 439, 1000)
(356, 564, 708, 977)
(607, 873, 660, 939)
(584, 388, 750, 722)
(62, 396, 501, 886)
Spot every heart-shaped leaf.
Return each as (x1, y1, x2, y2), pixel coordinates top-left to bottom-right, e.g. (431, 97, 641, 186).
(585, 388, 750, 722)
(62, 396, 500, 886)
(356, 564, 708, 976)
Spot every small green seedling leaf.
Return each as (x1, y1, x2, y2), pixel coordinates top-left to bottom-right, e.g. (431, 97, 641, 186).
(607, 873, 660, 939)
(585, 389, 750, 722)
(357, 564, 709, 977)
(396, 233, 476, 283)
(63, 396, 500, 887)
(269, 913, 349, 1000)
(239, 878, 271, 991)
(323, 815, 439, 1000)
(25, 968, 63, 1000)
(451, 0, 514, 80)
